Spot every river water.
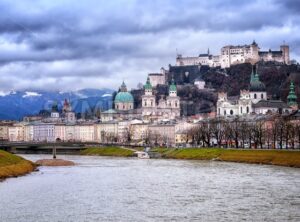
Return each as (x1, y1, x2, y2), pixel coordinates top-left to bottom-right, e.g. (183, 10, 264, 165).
(0, 155, 299, 222)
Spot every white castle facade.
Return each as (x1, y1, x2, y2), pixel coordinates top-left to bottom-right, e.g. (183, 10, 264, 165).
(176, 41, 290, 68)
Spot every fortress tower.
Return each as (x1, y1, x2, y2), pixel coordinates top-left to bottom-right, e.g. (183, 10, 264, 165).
(280, 44, 290, 65)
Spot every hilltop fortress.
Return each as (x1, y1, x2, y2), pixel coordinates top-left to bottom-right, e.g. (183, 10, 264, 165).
(176, 41, 290, 68)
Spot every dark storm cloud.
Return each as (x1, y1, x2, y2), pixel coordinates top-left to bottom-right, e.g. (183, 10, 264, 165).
(0, 0, 299, 91)
(275, 0, 300, 13)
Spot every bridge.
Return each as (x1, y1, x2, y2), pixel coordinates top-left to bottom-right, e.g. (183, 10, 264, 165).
(0, 142, 144, 155)
(0, 142, 89, 155)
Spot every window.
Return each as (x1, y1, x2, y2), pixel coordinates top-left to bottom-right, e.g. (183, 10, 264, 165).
(218, 108, 220, 115)
(230, 110, 233, 115)
(246, 106, 249, 113)
(224, 110, 226, 115)
(261, 94, 263, 99)
(240, 107, 242, 113)
(254, 94, 257, 99)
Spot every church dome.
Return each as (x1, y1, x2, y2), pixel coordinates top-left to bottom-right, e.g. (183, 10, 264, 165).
(114, 91, 134, 103)
(114, 81, 134, 103)
(249, 70, 266, 92)
(250, 79, 266, 92)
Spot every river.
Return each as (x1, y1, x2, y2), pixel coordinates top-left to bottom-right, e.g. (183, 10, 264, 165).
(0, 155, 299, 222)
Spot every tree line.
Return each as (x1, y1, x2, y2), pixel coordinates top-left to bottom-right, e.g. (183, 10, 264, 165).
(186, 116, 300, 149)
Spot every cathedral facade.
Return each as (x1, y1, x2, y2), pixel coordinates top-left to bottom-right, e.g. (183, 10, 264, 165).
(142, 77, 180, 119)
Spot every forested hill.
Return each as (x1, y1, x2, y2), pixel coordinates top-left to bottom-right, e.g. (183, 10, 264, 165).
(131, 62, 300, 115)
(168, 62, 300, 99)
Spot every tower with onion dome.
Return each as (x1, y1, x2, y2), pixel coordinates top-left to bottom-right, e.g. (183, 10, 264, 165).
(166, 78, 180, 115)
(287, 81, 298, 110)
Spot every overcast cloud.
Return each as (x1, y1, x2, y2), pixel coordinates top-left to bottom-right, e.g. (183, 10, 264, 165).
(0, 0, 299, 91)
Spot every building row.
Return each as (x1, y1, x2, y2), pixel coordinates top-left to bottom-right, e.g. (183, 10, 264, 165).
(2, 109, 300, 148)
(0, 119, 197, 147)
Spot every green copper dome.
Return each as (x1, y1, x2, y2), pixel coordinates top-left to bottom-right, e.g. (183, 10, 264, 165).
(114, 81, 134, 103)
(288, 81, 297, 106)
(51, 101, 58, 112)
(144, 77, 152, 90)
(114, 92, 134, 103)
(249, 67, 266, 92)
(169, 78, 177, 92)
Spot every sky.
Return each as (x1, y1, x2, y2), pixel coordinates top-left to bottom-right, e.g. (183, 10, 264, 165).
(0, 0, 299, 92)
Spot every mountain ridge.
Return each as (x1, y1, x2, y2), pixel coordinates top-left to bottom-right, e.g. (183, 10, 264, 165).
(0, 89, 114, 120)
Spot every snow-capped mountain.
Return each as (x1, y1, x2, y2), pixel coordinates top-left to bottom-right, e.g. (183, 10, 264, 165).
(0, 88, 114, 120)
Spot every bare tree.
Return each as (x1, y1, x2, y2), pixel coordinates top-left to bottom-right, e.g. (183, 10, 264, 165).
(209, 117, 225, 147)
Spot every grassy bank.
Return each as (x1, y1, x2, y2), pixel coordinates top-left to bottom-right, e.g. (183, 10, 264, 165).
(81, 146, 300, 167)
(0, 150, 36, 180)
(152, 148, 300, 168)
(81, 147, 135, 157)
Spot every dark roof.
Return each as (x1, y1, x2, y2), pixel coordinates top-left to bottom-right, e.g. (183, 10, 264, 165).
(194, 77, 204, 81)
(253, 100, 289, 109)
(287, 110, 300, 118)
(223, 45, 251, 49)
(259, 51, 282, 55)
(199, 53, 209, 57)
(149, 73, 163, 76)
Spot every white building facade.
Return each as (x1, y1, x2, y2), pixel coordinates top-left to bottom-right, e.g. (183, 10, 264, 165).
(176, 41, 290, 68)
(142, 78, 180, 119)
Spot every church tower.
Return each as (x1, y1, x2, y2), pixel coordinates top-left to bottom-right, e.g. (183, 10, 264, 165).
(142, 77, 156, 108)
(51, 101, 60, 118)
(63, 99, 76, 123)
(280, 44, 290, 65)
(169, 78, 177, 97)
(166, 78, 180, 112)
(287, 81, 298, 110)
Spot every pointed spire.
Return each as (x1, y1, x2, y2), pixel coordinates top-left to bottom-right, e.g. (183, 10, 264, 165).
(169, 77, 177, 92)
(249, 64, 266, 92)
(144, 76, 152, 90)
(254, 64, 260, 81)
(51, 100, 58, 112)
(207, 48, 210, 55)
(120, 81, 127, 92)
(63, 98, 72, 112)
(250, 65, 255, 82)
(288, 81, 297, 106)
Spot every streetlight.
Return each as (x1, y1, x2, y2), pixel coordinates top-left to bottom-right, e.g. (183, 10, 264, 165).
(53, 138, 61, 159)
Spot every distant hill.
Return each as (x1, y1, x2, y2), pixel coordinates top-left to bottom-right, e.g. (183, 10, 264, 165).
(0, 89, 113, 120)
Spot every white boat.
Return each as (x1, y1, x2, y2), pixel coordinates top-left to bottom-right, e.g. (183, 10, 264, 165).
(135, 151, 150, 159)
